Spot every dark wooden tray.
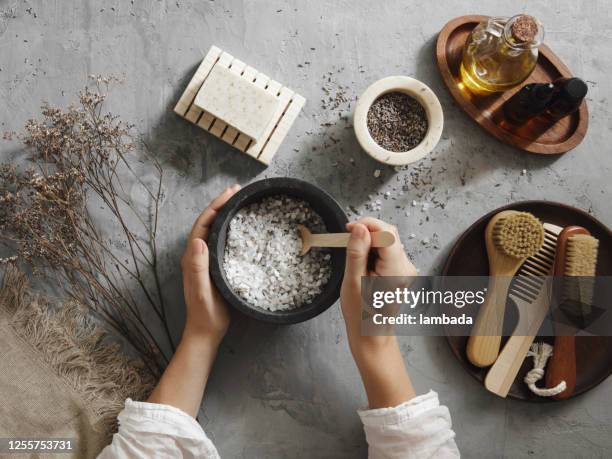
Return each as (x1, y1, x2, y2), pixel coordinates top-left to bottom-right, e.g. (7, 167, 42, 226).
(442, 201, 612, 401)
(436, 15, 588, 155)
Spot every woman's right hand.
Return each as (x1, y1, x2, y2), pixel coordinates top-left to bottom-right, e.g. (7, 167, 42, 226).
(340, 217, 417, 339)
(340, 217, 417, 408)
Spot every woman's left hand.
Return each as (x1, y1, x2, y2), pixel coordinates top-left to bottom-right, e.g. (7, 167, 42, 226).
(181, 184, 240, 344)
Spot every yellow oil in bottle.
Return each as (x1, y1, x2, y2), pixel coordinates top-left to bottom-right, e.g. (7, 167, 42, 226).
(460, 46, 538, 94)
(460, 16, 542, 95)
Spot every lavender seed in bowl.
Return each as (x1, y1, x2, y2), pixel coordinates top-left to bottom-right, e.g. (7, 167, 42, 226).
(367, 92, 428, 152)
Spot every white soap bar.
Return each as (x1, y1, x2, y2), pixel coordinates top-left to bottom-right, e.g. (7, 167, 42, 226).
(194, 65, 280, 140)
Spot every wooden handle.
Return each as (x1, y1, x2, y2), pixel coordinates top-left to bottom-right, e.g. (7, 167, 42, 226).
(546, 336, 577, 399)
(307, 231, 395, 249)
(485, 334, 536, 397)
(546, 226, 589, 399)
(466, 276, 513, 367)
(467, 211, 526, 368)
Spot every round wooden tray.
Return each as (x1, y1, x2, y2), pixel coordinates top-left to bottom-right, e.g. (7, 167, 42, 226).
(442, 201, 612, 401)
(436, 15, 588, 155)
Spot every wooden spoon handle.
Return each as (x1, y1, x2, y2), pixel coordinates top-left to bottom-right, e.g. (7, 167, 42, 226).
(307, 231, 395, 249)
(546, 336, 576, 399)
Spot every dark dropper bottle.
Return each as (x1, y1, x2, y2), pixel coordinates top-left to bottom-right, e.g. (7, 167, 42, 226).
(503, 82, 555, 124)
(546, 77, 588, 119)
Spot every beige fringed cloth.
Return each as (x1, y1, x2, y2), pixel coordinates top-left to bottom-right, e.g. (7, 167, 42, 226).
(0, 266, 154, 458)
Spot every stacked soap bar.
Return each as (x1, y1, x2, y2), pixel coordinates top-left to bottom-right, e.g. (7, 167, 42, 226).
(174, 46, 306, 165)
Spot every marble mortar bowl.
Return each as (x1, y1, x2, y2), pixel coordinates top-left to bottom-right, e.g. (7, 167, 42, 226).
(354, 76, 444, 166)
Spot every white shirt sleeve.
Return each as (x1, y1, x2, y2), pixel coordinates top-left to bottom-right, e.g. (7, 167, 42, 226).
(358, 391, 459, 459)
(97, 399, 219, 459)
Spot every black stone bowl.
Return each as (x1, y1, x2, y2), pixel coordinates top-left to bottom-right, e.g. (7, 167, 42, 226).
(208, 178, 348, 324)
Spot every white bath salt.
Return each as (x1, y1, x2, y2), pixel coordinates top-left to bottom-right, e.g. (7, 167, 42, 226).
(223, 195, 332, 311)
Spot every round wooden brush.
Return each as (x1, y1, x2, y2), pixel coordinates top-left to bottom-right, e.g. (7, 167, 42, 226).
(467, 210, 545, 368)
(546, 227, 599, 399)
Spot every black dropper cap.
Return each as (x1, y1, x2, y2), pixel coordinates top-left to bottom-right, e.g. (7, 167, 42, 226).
(547, 77, 588, 118)
(559, 78, 588, 103)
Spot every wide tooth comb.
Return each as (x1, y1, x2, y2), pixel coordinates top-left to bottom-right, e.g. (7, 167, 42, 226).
(484, 223, 562, 397)
(509, 224, 559, 304)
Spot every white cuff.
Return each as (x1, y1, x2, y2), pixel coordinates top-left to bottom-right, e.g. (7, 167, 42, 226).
(358, 390, 440, 426)
(118, 398, 206, 437)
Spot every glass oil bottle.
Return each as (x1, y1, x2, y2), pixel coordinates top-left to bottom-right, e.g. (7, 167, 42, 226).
(460, 15, 544, 95)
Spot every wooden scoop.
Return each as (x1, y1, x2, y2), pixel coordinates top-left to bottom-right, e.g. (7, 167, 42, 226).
(297, 225, 395, 256)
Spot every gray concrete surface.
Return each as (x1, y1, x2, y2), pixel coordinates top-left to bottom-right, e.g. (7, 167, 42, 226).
(1, 1, 612, 457)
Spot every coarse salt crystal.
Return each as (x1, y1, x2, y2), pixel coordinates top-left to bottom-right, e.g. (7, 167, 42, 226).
(223, 195, 332, 311)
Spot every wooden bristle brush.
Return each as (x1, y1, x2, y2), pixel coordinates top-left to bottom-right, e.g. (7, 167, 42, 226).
(546, 226, 599, 399)
(467, 210, 545, 368)
(484, 223, 561, 397)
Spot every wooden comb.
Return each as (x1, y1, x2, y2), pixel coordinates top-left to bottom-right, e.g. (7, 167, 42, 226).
(484, 223, 561, 397)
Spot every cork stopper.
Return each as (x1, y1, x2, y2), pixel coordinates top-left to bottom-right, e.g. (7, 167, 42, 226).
(511, 15, 538, 43)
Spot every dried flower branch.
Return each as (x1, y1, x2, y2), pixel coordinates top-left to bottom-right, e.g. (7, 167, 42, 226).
(1, 76, 173, 377)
